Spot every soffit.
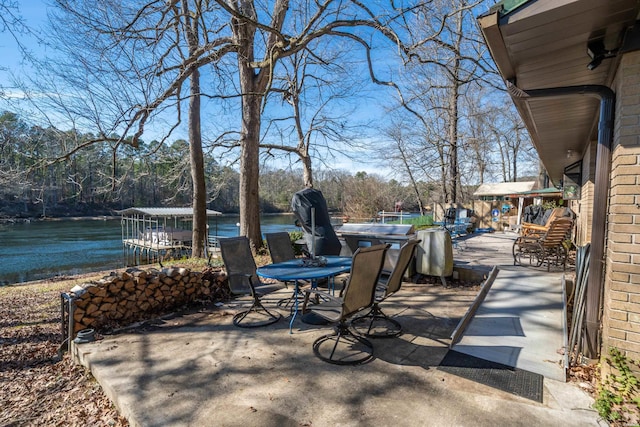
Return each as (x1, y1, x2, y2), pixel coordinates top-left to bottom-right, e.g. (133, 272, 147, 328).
(479, 0, 640, 183)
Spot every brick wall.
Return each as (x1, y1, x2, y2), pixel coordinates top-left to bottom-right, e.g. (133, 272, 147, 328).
(601, 49, 640, 363)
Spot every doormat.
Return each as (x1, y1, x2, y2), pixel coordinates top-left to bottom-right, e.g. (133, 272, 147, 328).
(438, 350, 544, 402)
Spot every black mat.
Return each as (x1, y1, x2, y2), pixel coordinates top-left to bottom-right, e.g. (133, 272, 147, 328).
(438, 350, 544, 402)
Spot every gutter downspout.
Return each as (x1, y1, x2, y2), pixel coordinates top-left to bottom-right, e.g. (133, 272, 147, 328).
(507, 82, 614, 359)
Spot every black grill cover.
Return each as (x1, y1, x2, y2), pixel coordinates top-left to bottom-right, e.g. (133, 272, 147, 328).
(291, 188, 341, 256)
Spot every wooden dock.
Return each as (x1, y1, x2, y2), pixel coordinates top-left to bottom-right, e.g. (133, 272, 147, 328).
(122, 238, 191, 266)
(118, 207, 223, 267)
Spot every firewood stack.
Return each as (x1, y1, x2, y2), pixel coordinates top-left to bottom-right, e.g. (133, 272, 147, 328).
(69, 267, 228, 335)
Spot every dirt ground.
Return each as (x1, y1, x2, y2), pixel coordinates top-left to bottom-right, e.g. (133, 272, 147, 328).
(1, 275, 129, 427)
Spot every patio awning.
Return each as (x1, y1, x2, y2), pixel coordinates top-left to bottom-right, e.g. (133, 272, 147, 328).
(506, 187, 563, 198)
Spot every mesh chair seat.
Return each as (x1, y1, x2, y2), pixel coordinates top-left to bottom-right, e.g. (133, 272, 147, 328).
(265, 232, 307, 310)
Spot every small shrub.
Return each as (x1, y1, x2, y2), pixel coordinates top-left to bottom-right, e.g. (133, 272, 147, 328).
(388, 214, 434, 230)
(594, 347, 640, 425)
(289, 231, 305, 255)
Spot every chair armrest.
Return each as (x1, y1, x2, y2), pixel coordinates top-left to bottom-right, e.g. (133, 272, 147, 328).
(521, 222, 547, 231)
(520, 223, 548, 237)
(339, 276, 349, 297)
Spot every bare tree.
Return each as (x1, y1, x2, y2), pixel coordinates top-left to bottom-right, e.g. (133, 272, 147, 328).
(19, 1, 451, 251)
(342, 171, 388, 221)
(381, 118, 427, 214)
(381, 0, 498, 206)
(183, 3, 207, 257)
(487, 100, 537, 182)
(261, 44, 367, 188)
(459, 89, 493, 185)
(223, 1, 442, 249)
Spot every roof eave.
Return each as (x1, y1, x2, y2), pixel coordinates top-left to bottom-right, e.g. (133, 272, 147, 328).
(478, 12, 515, 81)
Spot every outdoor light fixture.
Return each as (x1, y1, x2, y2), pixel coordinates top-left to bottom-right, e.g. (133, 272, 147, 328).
(566, 149, 573, 159)
(587, 39, 619, 70)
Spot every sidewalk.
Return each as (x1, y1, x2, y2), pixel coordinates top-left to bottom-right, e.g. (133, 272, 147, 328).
(451, 232, 567, 381)
(72, 233, 603, 427)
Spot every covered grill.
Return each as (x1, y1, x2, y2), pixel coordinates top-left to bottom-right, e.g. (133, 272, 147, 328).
(335, 223, 416, 271)
(291, 188, 342, 256)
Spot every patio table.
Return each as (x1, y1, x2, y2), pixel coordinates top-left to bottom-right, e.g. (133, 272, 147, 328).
(257, 256, 351, 333)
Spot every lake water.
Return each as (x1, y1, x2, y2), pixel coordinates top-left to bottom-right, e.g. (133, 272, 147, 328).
(0, 214, 300, 285)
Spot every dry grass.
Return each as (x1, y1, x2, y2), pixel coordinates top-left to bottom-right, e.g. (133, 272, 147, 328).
(0, 258, 217, 427)
(1, 277, 128, 427)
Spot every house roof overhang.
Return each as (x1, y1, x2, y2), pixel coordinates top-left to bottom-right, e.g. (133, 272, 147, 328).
(477, 0, 640, 183)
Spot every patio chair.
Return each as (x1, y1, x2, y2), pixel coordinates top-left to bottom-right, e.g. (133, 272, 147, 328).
(265, 232, 304, 309)
(219, 236, 284, 327)
(350, 238, 421, 338)
(302, 243, 389, 365)
(265, 232, 296, 263)
(513, 217, 573, 271)
(520, 207, 571, 237)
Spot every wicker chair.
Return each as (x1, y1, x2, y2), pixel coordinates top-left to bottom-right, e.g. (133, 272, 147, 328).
(302, 243, 389, 365)
(219, 237, 284, 327)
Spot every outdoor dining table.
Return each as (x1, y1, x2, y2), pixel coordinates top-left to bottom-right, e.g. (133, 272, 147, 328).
(256, 255, 352, 333)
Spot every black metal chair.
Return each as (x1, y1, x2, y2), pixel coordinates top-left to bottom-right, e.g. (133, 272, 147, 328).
(350, 239, 421, 338)
(265, 232, 296, 263)
(219, 236, 284, 328)
(302, 243, 389, 365)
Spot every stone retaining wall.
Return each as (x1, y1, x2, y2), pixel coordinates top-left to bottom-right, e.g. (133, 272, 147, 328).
(68, 267, 228, 335)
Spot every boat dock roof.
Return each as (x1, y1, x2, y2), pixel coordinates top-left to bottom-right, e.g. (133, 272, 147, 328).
(118, 207, 222, 217)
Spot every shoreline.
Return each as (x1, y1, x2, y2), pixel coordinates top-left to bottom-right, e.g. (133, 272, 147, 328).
(0, 211, 298, 225)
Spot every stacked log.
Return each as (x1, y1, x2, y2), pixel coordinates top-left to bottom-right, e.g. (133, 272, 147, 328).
(69, 267, 228, 335)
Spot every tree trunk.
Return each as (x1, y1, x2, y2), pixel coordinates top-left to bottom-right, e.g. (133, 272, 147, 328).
(448, 85, 459, 203)
(189, 66, 207, 258)
(184, 6, 207, 258)
(238, 72, 264, 251)
(399, 143, 425, 215)
(447, 8, 464, 204)
(301, 153, 313, 188)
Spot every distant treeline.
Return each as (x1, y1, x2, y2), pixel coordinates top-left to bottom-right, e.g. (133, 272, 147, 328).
(0, 111, 441, 220)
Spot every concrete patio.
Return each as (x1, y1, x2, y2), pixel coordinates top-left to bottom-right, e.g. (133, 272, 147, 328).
(72, 232, 603, 427)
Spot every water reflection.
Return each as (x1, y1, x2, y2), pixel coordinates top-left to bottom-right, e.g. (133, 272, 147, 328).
(0, 214, 298, 285)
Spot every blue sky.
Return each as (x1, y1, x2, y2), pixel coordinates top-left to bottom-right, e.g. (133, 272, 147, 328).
(0, 1, 398, 178)
(1, 2, 518, 184)
(0, 2, 48, 89)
